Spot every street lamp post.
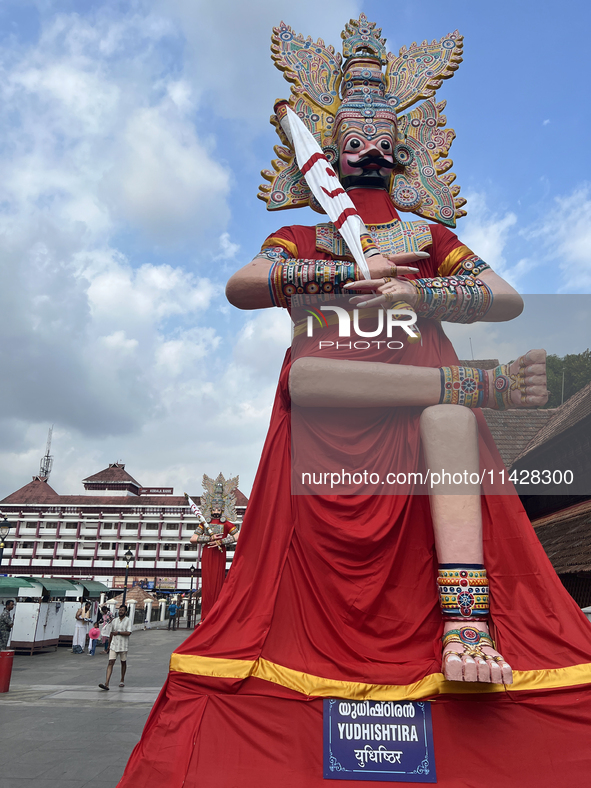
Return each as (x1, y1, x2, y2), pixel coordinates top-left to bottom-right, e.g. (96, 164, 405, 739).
(122, 549, 134, 606)
(187, 564, 195, 629)
(0, 516, 11, 569)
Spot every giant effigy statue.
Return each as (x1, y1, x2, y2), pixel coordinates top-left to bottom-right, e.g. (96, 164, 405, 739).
(120, 15, 591, 787)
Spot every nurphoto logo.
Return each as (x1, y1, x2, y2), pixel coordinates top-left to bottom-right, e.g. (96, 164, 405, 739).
(305, 305, 419, 350)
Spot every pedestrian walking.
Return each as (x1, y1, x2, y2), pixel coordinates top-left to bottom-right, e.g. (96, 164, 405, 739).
(88, 625, 101, 655)
(73, 600, 92, 653)
(0, 600, 15, 651)
(99, 605, 113, 654)
(99, 604, 131, 690)
(168, 601, 178, 630)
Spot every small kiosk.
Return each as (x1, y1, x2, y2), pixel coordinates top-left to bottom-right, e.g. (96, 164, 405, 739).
(0, 576, 36, 651)
(9, 577, 73, 654)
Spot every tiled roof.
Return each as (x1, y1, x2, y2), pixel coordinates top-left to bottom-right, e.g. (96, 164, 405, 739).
(235, 489, 249, 507)
(513, 381, 591, 462)
(1, 478, 61, 504)
(83, 463, 141, 487)
(481, 409, 556, 468)
(110, 587, 158, 608)
(533, 499, 591, 574)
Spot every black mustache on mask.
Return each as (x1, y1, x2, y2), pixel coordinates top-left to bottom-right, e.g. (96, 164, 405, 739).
(347, 155, 396, 170)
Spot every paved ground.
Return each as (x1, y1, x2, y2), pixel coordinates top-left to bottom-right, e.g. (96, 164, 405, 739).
(0, 625, 193, 787)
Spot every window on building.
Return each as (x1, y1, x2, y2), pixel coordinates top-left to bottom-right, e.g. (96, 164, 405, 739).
(184, 544, 196, 551)
(142, 543, 157, 551)
(163, 543, 176, 551)
(42, 522, 58, 529)
(65, 523, 77, 529)
(102, 523, 113, 529)
(99, 542, 113, 550)
(123, 543, 135, 551)
(25, 523, 36, 529)
(145, 524, 158, 530)
(125, 524, 137, 530)
(165, 524, 178, 531)
(20, 542, 33, 549)
(42, 542, 55, 549)
(62, 543, 75, 550)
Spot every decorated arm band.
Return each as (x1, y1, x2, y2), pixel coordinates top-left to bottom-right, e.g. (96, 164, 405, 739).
(437, 247, 491, 278)
(360, 232, 380, 258)
(268, 260, 361, 308)
(451, 253, 491, 279)
(192, 525, 210, 543)
(412, 275, 493, 323)
(258, 246, 293, 264)
(439, 366, 489, 408)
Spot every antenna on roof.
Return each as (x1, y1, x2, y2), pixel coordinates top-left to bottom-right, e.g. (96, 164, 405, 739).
(39, 426, 54, 481)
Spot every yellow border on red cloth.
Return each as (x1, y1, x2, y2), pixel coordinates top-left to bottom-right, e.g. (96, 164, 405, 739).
(170, 654, 591, 699)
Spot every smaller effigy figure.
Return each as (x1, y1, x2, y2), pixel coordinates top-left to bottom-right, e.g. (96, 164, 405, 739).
(190, 473, 240, 621)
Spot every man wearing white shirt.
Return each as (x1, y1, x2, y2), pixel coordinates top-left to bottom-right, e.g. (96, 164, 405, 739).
(99, 604, 131, 690)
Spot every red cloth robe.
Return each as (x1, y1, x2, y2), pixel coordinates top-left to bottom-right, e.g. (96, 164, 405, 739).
(119, 190, 591, 787)
(200, 520, 231, 621)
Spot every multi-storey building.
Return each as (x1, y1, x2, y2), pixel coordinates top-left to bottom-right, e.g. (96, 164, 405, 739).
(0, 463, 247, 591)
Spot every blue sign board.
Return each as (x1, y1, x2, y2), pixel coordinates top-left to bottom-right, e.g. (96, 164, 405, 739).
(323, 699, 436, 782)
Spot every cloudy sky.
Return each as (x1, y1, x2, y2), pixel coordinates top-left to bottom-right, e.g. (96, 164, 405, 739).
(0, 0, 588, 499)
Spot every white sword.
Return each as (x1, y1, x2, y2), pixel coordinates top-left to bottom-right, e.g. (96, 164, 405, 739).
(275, 102, 370, 277)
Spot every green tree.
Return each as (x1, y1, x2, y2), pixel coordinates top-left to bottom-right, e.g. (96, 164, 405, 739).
(545, 349, 591, 408)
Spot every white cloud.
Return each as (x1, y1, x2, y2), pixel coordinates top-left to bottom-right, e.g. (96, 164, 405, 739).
(84, 256, 218, 327)
(160, 0, 362, 123)
(0, 6, 239, 495)
(522, 184, 591, 292)
(102, 104, 230, 242)
(1, 306, 291, 498)
(1, 9, 232, 247)
(458, 191, 530, 286)
(550, 187, 591, 289)
(215, 232, 240, 261)
(155, 326, 221, 377)
(230, 308, 292, 380)
(459, 192, 517, 266)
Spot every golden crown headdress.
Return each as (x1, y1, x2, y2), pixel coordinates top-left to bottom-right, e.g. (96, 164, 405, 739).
(258, 14, 466, 227)
(201, 472, 239, 523)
